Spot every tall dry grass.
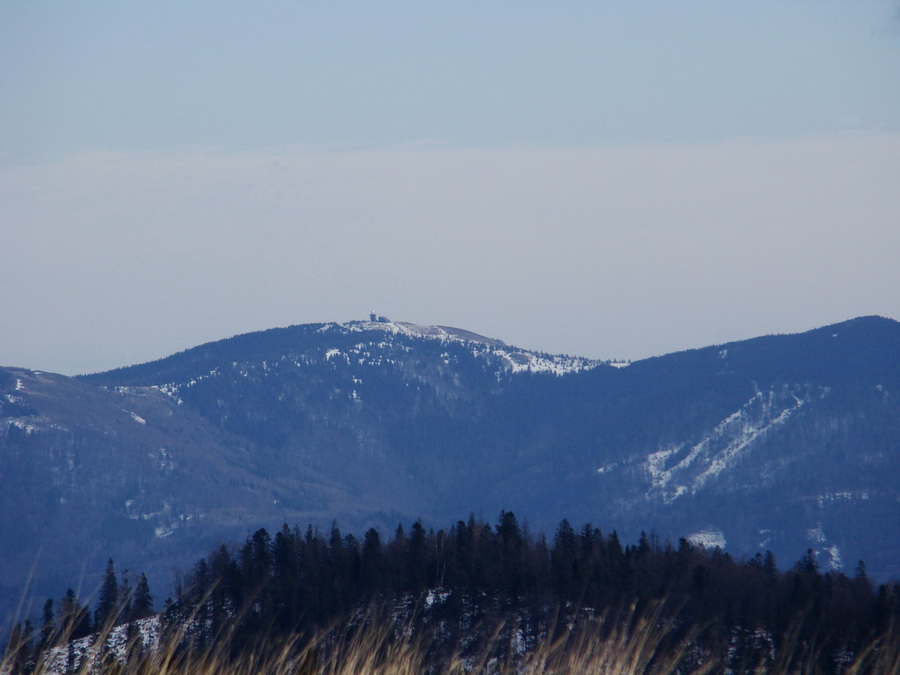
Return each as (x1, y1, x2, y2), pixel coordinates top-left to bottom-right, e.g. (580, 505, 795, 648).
(3, 603, 899, 674)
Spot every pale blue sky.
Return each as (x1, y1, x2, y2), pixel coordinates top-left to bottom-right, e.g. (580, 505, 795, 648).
(2, 2, 900, 374)
(3, 2, 899, 159)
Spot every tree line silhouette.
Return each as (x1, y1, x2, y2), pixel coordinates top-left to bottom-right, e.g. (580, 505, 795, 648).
(6, 511, 899, 672)
(161, 512, 897, 667)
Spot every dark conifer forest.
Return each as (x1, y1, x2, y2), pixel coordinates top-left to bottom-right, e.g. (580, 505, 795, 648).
(8, 512, 898, 673)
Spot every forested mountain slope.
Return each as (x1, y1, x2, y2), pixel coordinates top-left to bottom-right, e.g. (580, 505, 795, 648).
(2, 316, 898, 626)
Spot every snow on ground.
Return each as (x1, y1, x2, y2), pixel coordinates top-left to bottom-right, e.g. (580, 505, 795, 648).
(41, 616, 160, 674)
(687, 529, 727, 550)
(816, 490, 869, 507)
(804, 527, 844, 571)
(342, 318, 603, 376)
(8, 419, 40, 434)
(595, 462, 620, 475)
(806, 526, 826, 544)
(644, 387, 813, 503)
(150, 384, 182, 404)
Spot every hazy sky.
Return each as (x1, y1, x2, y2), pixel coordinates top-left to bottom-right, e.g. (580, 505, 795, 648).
(2, 2, 899, 375)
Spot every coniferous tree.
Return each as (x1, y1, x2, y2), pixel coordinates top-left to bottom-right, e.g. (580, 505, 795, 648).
(361, 527, 385, 593)
(119, 571, 133, 626)
(132, 572, 154, 620)
(497, 510, 525, 597)
(388, 523, 407, 590)
(854, 560, 868, 583)
(763, 550, 778, 578)
(60, 588, 91, 640)
(551, 519, 577, 598)
(245, 528, 272, 583)
(38, 598, 55, 652)
(407, 520, 428, 593)
(94, 558, 120, 628)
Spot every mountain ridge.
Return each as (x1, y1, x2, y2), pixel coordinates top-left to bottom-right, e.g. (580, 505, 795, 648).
(2, 314, 898, 626)
(78, 316, 607, 387)
(79, 314, 899, 383)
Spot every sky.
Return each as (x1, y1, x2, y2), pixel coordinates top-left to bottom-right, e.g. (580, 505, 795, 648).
(2, 1, 899, 375)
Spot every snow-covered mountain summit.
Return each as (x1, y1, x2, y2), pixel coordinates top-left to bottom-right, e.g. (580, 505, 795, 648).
(335, 316, 603, 375)
(345, 315, 508, 347)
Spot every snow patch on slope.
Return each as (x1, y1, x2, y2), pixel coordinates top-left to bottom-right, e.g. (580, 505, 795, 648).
(42, 616, 160, 674)
(687, 529, 726, 550)
(805, 526, 844, 572)
(816, 490, 869, 507)
(342, 318, 602, 375)
(645, 386, 816, 503)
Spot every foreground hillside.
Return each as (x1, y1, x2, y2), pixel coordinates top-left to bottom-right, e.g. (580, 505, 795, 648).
(2, 315, 899, 626)
(6, 512, 900, 674)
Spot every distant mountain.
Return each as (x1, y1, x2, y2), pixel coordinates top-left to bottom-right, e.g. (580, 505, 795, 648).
(2, 315, 898, 625)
